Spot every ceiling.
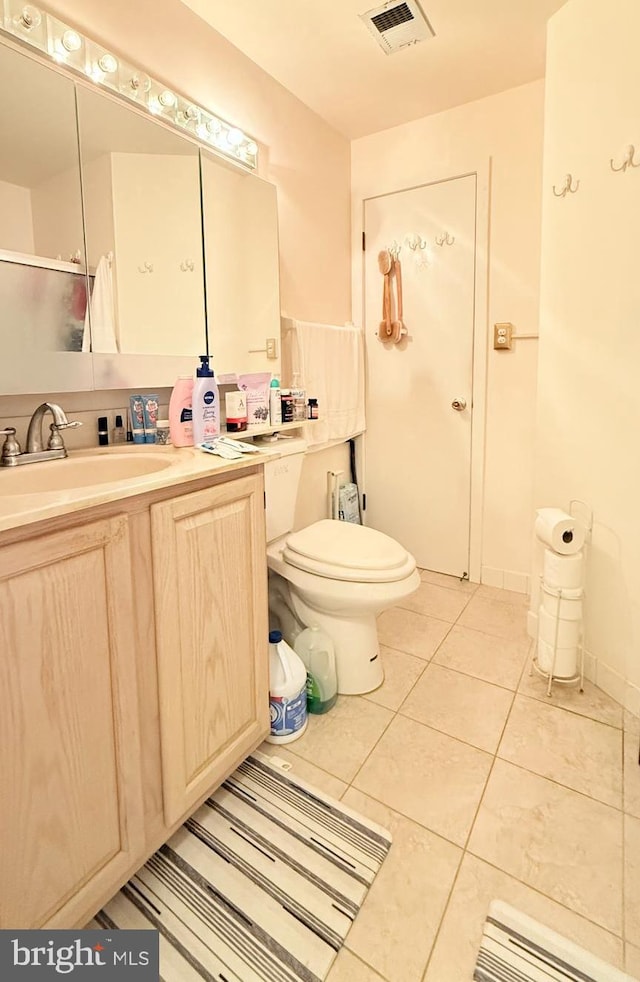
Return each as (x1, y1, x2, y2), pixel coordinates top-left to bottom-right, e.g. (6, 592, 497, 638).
(179, 0, 566, 139)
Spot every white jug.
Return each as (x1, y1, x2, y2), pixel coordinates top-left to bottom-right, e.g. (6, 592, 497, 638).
(266, 630, 308, 744)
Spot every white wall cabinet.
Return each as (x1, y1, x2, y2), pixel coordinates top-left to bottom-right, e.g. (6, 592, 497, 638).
(0, 467, 269, 928)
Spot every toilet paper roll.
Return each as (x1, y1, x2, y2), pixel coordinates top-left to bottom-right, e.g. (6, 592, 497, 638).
(535, 508, 585, 555)
(538, 605, 581, 647)
(543, 549, 584, 590)
(537, 637, 579, 678)
(541, 583, 583, 621)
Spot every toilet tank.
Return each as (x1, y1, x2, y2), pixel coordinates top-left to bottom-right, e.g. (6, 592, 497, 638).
(263, 437, 307, 542)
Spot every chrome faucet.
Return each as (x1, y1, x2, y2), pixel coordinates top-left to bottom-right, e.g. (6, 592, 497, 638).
(0, 403, 82, 467)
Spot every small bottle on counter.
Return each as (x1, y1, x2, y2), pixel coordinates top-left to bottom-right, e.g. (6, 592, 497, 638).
(97, 416, 109, 446)
(307, 398, 318, 420)
(280, 389, 294, 423)
(112, 414, 126, 444)
(291, 372, 306, 422)
(269, 376, 281, 426)
(169, 375, 194, 447)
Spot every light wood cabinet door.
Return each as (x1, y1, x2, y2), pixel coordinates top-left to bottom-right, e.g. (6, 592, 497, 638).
(0, 516, 144, 928)
(151, 473, 269, 826)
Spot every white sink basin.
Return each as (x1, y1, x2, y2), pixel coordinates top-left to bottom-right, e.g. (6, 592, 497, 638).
(0, 452, 175, 495)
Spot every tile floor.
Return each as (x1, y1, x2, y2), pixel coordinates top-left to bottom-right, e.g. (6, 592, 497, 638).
(259, 571, 640, 982)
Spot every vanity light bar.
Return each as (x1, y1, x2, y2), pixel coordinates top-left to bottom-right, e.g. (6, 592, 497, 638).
(0, 1, 259, 170)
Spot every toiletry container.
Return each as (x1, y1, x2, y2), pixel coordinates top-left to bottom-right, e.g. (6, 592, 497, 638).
(192, 355, 220, 444)
(112, 414, 126, 444)
(169, 375, 194, 447)
(97, 416, 109, 446)
(291, 372, 306, 422)
(270, 377, 282, 426)
(155, 419, 171, 445)
(266, 630, 308, 743)
(225, 390, 247, 432)
(280, 389, 294, 423)
(294, 625, 338, 714)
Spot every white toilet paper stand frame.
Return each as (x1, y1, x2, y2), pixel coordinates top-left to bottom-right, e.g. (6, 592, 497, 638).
(531, 499, 592, 696)
(531, 579, 585, 696)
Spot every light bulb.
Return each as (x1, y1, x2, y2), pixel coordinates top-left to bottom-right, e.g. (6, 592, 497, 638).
(61, 30, 81, 52)
(246, 141, 258, 157)
(184, 105, 200, 122)
(15, 5, 42, 30)
(206, 118, 221, 135)
(227, 127, 244, 147)
(98, 53, 118, 73)
(128, 72, 151, 95)
(158, 89, 176, 108)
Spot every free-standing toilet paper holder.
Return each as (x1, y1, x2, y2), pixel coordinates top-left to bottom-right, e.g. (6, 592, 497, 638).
(531, 579, 585, 696)
(531, 498, 592, 696)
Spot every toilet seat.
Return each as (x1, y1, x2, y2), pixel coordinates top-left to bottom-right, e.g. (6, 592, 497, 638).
(283, 519, 416, 583)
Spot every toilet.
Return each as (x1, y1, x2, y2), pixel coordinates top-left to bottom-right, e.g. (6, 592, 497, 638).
(264, 438, 420, 694)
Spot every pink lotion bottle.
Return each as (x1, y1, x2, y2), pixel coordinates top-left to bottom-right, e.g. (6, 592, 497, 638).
(169, 375, 195, 447)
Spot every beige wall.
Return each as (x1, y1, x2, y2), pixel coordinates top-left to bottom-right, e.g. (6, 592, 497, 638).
(534, 0, 640, 709)
(352, 81, 545, 588)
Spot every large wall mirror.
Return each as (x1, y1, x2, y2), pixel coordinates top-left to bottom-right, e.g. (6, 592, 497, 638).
(0, 36, 281, 396)
(0, 42, 93, 394)
(77, 86, 206, 358)
(201, 149, 281, 376)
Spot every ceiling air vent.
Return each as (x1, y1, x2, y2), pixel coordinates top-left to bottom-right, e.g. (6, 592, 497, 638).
(360, 0, 435, 55)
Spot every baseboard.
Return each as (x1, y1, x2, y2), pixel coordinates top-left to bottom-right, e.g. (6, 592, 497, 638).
(526, 608, 640, 717)
(481, 566, 529, 594)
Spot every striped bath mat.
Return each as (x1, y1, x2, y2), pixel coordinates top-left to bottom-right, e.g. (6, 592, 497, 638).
(92, 753, 391, 981)
(475, 900, 638, 982)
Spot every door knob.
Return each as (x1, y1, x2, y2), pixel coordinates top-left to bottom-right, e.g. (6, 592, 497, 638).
(451, 398, 467, 412)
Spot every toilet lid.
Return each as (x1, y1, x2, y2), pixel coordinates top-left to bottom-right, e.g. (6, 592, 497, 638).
(283, 519, 416, 583)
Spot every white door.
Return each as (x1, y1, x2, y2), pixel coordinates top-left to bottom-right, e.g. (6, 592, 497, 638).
(363, 175, 477, 576)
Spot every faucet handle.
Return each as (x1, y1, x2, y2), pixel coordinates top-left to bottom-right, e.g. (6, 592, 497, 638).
(0, 427, 22, 461)
(47, 419, 82, 451)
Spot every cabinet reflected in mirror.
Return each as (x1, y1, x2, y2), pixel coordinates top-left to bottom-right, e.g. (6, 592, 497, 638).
(0, 43, 92, 394)
(77, 86, 206, 357)
(200, 150, 281, 376)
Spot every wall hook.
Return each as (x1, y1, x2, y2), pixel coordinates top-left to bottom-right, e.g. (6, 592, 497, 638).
(180, 259, 195, 272)
(388, 239, 401, 259)
(553, 174, 580, 197)
(405, 233, 427, 251)
(610, 144, 640, 172)
(138, 261, 154, 273)
(435, 231, 455, 246)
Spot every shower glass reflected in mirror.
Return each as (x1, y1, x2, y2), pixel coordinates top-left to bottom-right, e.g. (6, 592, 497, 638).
(76, 85, 206, 356)
(0, 43, 92, 393)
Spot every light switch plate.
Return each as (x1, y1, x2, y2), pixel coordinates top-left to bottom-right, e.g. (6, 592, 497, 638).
(494, 322, 513, 350)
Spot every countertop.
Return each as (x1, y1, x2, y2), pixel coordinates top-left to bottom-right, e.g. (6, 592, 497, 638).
(0, 443, 279, 533)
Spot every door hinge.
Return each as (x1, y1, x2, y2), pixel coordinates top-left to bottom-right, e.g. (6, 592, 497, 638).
(362, 231, 366, 251)
(362, 492, 366, 511)
(263, 491, 266, 509)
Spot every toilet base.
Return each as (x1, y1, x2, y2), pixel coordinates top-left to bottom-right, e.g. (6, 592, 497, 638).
(268, 572, 384, 694)
(315, 613, 384, 695)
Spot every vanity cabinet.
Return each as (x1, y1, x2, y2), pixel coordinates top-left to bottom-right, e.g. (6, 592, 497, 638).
(0, 467, 269, 928)
(151, 475, 269, 825)
(0, 516, 144, 929)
